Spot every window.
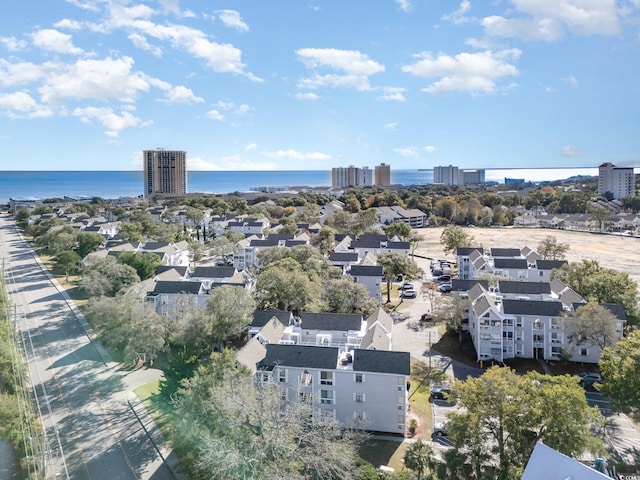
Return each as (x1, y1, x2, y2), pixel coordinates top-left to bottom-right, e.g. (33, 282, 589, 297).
(320, 371, 333, 386)
(281, 389, 288, 401)
(300, 392, 312, 403)
(320, 390, 334, 405)
(397, 415, 405, 430)
(516, 317, 523, 327)
(278, 368, 287, 383)
(398, 377, 405, 391)
(320, 408, 335, 420)
(580, 348, 588, 356)
(355, 373, 364, 383)
(259, 372, 270, 383)
(354, 411, 365, 422)
(355, 393, 365, 403)
(539, 271, 544, 277)
(502, 331, 513, 340)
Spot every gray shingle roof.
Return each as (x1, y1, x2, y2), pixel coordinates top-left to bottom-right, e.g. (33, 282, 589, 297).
(251, 309, 293, 328)
(352, 349, 410, 375)
(192, 266, 236, 278)
(494, 258, 528, 269)
(451, 279, 489, 292)
(152, 280, 203, 294)
(457, 247, 484, 256)
(502, 299, 564, 316)
(258, 344, 339, 370)
(349, 265, 384, 277)
(329, 252, 359, 262)
(300, 312, 362, 331)
(498, 281, 551, 295)
(491, 248, 522, 257)
(535, 259, 568, 271)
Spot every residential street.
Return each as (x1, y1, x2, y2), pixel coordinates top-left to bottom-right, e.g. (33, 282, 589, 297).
(0, 214, 181, 480)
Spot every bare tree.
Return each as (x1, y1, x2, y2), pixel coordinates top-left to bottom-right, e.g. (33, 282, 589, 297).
(565, 302, 619, 350)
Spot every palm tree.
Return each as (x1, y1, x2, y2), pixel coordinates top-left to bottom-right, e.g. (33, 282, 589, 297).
(404, 440, 436, 480)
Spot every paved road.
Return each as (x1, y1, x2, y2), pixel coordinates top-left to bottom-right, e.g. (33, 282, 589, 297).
(0, 215, 181, 480)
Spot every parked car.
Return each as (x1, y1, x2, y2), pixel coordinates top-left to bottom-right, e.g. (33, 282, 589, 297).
(578, 372, 602, 383)
(400, 289, 417, 299)
(578, 372, 602, 391)
(430, 385, 452, 400)
(439, 283, 452, 293)
(400, 283, 415, 290)
(435, 275, 451, 283)
(420, 313, 433, 323)
(433, 422, 449, 436)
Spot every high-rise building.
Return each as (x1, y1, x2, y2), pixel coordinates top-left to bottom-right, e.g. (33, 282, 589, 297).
(331, 165, 373, 187)
(143, 149, 187, 198)
(433, 165, 459, 185)
(598, 162, 635, 200)
(374, 163, 391, 186)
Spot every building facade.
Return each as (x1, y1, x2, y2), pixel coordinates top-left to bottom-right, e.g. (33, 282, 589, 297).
(598, 162, 635, 200)
(331, 166, 374, 188)
(143, 149, 187, 198)
(374, 163, 391, 186)
(433, 165, 485, 186)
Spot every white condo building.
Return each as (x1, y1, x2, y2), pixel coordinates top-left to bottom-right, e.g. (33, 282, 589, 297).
(598, 162, 635, 199)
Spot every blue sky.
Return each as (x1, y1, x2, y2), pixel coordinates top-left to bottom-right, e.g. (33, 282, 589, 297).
(0, 0, 639, 171)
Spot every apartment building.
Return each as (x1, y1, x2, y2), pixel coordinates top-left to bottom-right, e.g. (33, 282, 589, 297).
(374, 163, 391, 186)
(598, 162, 635, 200)
(331, 166, 373, 187)
(143, 149, 187, 198)
(256, 344, 410, 434)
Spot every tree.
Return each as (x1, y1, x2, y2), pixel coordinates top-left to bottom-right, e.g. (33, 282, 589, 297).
(554, 260, 639, 326)
(377, 253, 420, 304)
(447, 366, 603, 480)
(440, 225, 475, 255)
(78, 257, 140, 297)
(310, 226, 336, 254)
(403, 440, 436, 480)
(172, 351, 361, 480)
(322, 278, 377, 317)
(385, 222, 412, 240)
(47, 231, 77, 256)
(599, 331, 640, 413)
(118, 222, 144, 242)
(76, 232, 105, 258)
(204, 285, 256, 351)
(188, 241, 203, 269)
(434, 293, 470, 341)
(565, 302, 619, 350)
(537, 235, 569, 260)
(255, 259, 321, 312)
(83, 294, 167, 363)
(118, 252, 164, 280)
(53, 250, 80, 282)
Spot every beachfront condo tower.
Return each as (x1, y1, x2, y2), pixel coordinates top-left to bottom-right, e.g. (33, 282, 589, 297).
(375, 163, 391, 186)
(143, 149, 187, 198)
(598, 162, 635, 200)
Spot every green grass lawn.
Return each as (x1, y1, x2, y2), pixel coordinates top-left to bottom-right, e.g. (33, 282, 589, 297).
(358, 438, 408, 471)
(133, 380, 174, 431)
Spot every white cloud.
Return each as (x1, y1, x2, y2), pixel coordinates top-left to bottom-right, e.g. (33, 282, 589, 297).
(188, 155, 278, 171)
(31, 29, 83, 55)
(263, 149, 332, 161)
(402, 49, 520, 95)
(294, 92, 320, 100)
(64, 0, 101, 12)
(442, 0, 472, 24)
(72, 106, 149, 137)
(562, 75, 578, 87)
(424, 145, 437, 153)
(395, 0, 412, 12)
(561, 145, 583, 157)
(545, 86, 555, 93)
(393, 146, 420, 157)
(1, 36, 27, 51)
(384, 122, 398, 131)
(482, 0, 621, 41)
(206, 109, 224, 120)
(128, 33, 162, 56)
(244, 143, 257, 152)
(235, 104, 251, 115)
(296, 48, 384, 91)
(38, 56, 150, 105)
(216, 10, 249, 32)
(0, 91, 53, 118)
(163, 85, 204, 104)
(54, 19, 82, 30)
(378, 87, 406, 101)
(216, 101, 235, 111)
(0, 60, 44, 88)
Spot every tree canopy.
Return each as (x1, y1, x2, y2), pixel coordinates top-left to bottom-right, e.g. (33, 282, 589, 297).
(446, 366, 603, 480)
(565, 302, 620, 351)
(537, 235, 569, 260)
(599, 331, 640, 414)
(377, 252, 420, 303)
(440, 225, 475, 255)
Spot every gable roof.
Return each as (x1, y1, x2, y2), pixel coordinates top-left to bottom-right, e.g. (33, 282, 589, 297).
(236, 337, 266, 373)
(451, 279, 489, 292)
(535, 259, 568, 271)
(192, 266, 236, 278)
(366, 307, 393, 333)
(457, 247, 484, 256)
(387, 241, 410, 250)
(494, 258, 528, 269)
(251, 309, 293, 328)
(155, 265, 189, 277)
(329, 252, 359, 262)
(152, 280, 204, 295)
(258, 344, 339, 370)
(502, 299, 564, 316)
(359, 324, 391, 351)
(349, 265, 384, 277)
(352, 349, 410, 375)
(491, 248, 522, 257)
(300, 312, 363, 331)
(498, 281, 551, 295)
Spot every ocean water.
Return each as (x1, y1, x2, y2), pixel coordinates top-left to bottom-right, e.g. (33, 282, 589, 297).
(0, 167, 603, 203)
